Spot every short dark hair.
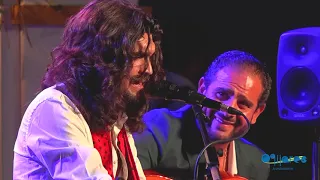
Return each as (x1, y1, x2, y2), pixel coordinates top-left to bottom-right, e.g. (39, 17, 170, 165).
(203, 50, 272, 106)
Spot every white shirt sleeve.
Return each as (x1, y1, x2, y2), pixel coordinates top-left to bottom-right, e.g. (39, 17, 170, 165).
(23, 95, 112, 179)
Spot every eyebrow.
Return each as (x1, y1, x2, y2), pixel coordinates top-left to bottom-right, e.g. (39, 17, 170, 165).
(130, 43, 150, 58)
(213, 87, 254, 107)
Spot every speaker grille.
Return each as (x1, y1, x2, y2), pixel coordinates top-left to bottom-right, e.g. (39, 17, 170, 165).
(280, 66, 320, 112)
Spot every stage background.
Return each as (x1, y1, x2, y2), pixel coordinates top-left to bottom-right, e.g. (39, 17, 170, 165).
(140, 1, 320, 180)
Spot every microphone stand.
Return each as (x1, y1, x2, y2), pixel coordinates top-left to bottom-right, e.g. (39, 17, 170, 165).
(312, 126, 320, 180)
(192, 105, 221, 180)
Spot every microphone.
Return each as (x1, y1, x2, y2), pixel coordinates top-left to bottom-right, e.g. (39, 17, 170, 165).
(146, 80, 243, 115)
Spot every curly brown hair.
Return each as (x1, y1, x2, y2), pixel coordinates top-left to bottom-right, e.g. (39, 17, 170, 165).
(41, 0, 165, 133)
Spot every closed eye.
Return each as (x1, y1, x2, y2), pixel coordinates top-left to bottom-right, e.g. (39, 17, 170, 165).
(238, 99, 253, 109)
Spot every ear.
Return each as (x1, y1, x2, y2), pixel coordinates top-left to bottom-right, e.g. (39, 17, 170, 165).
(250, 103, 266, 124)
(198, 77, 207, 94)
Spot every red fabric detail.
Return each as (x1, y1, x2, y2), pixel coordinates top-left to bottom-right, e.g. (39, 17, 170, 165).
(92, 127, 140, 180)
(117, 127, 140, 180)
(92, 130, 114, 179)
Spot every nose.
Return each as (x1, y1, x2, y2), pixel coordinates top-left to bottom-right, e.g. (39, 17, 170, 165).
(145, 38, 155, 75)
(145, 59, 153, 75)
(224, 97, 237, 107)
(222, 98, 238, 116)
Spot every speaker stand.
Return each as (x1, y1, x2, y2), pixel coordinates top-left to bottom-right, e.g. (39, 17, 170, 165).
(312, 127, 320, 180)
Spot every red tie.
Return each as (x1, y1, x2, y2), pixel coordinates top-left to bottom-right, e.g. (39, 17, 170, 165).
(92, 130, 115, 179)
(117, 127, 140, 180)
(92, 127, 140, 180)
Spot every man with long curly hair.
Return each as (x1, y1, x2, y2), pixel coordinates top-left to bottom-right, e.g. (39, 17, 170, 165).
(13, 0, 165, 179)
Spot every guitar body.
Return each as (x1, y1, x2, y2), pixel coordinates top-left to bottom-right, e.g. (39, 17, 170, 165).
(144, 170, 173, 180)
(144, 169, 248, 180)
(219, 171, 248, 180)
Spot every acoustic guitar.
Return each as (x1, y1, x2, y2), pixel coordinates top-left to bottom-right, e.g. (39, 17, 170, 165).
(144, 169, 248, 180)
(144, 170, 173, 180)
(219, 171, 248, 180)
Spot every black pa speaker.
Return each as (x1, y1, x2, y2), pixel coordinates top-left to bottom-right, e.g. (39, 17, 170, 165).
(277, 27, 320, 122)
